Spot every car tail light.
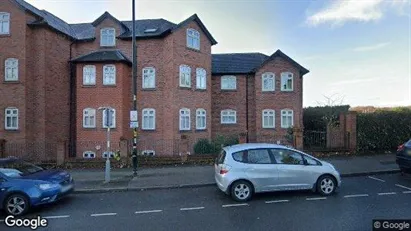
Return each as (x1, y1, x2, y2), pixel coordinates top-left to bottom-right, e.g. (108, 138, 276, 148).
(219, 164, 231, 175)
(398, 144, 405, 152)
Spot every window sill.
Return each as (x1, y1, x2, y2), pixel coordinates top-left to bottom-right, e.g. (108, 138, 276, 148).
(102, 84, 117, 88)
(0, 34, 11, 37)
(262, 90, 275, 93)
(262, 127, 276, 130)
(5, 129, 19, 132)
(82, 85, 96, 88)
(3, 80, 20, 84)
(179, 86, 192, 90)
(186, 47, 200, 53)
(195, 129, 207, 132)
(195, 89, 207, 92)
(280, 90, 294, 92)
(221, 89, 237, 92)
(179, 130, 192, 133)
(141, 129, 156, 131)
(142, 88, 156, 91)
(82, 127, 97, 130)
(221, 123, 237, 125)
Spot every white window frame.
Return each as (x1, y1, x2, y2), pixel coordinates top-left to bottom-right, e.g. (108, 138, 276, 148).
(142, 108, 156, 130)
(262, 72, 275, 91)
(102, 108, 116, 128)
(179, 65, 191, 87)
(83, 65, 96, 85)
(103, 64, 116, 85)
(281, 109, 294, 128)
(221, 109, 236, 124)
(5, 58, 18, 81)
(0, 12, 10, 35)
(262, 109, 275, 128)
(83, 151, 96, 159)
(221, 75, 236, 90)
(196, 108, 206, 130)
(196, 68, 206, 89)
(142, 67, 155, 89)
(103, 151, 115, 158)
(179, 108, 191, 131)
(83, 108, 96, 128)
(186, 28, 200, 50)
(281, 72, 294, 91)
(100, 28, 116, 47)
(5, 107, 18, 130)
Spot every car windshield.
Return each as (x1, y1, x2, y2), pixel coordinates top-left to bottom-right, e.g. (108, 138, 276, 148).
(0, 160, 44, 178)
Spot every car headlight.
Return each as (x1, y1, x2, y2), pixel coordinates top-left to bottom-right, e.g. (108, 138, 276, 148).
(38, 183, 55, 190)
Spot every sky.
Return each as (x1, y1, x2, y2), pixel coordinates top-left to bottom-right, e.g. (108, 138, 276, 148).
(24, 0, 411, 108)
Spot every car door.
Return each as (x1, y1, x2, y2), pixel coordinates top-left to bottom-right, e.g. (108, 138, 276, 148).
(244, 148, 278, 192)
(0, 174, 8, 205)
(270, 148, 314, 191)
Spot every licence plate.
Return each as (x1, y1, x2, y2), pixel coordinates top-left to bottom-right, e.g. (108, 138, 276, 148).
(61, 184, 73, 193)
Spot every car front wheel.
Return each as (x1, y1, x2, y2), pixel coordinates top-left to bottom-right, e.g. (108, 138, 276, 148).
(316, 175, 337, 196)
(4, 193, 30, 216)
(230, 180, 253, 202)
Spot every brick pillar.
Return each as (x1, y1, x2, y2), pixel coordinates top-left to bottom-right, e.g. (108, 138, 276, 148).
(56, 141, 66, 166)
(179, 135, 189, 163)
(345, 111, 357, 151)
(119, 139, 128, 157)
(239, 133, 247, 144)
(293, 128, 303, 150)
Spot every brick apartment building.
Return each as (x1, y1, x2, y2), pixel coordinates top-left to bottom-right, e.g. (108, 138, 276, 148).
(0, 0, 309, 158)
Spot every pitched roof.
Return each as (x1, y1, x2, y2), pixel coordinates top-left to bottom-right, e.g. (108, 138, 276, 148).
(118, 19, 176, 39)
(252, 50, 309, 75)
(70, 50, 132, 65)
(171, 14, 217, 45)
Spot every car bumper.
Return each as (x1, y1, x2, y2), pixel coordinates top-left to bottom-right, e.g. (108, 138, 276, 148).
(397, 155, 411, 169)
(215, 174, 230, 194)
(31, 183, 75, 206)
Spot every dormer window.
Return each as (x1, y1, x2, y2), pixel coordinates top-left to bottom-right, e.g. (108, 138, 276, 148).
(144, 28, 157, 33)
(0, 12, 10, 35)
(101, 28, 115, 47)
(187, 28, 200, 50)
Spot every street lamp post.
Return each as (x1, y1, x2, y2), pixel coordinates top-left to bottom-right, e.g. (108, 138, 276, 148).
(131, 0, 138, 176)
(98, 106, 114, 183)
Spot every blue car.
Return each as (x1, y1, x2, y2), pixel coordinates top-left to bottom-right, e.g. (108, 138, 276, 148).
(0, 157, 75, 216)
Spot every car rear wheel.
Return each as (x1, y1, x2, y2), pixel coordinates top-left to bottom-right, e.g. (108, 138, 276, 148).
(316, 175, 336, 196)
(4, 193, 30, 216)
(230, 180, 253, 202)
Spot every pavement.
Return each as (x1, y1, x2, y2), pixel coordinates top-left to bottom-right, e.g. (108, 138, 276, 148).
(1, 173, 411, 231)
(68, 153, 400, 193)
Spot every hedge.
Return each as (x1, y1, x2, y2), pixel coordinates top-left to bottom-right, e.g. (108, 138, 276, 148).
(357, 111, 411, 151)
(194, 135, 239, 154)
(303, 105, 350, 131)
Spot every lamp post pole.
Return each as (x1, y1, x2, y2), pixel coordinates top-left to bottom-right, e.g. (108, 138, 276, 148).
(98, 107, 113, 183)
(131, 0, 138, 176)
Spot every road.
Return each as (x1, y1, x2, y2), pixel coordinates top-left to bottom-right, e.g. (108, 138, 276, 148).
(1, 173, 411, 231)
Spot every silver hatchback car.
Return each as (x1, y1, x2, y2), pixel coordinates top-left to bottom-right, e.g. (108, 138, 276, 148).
(214, 143, 342, 202)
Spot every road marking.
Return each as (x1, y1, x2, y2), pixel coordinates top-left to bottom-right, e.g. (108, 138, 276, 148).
(265, 200, 289, 204)
(43, 215, 70, 219)
(344, 194, 369, 198)
(222, 203, 248, 208)
(396, 184, 411, 190)
(135, 210, 163, 214)
(306, 197, 327, 201)
(180, 207, 205, 211)
(377, 192, 396, 196)
(402, 191, 411, 194)
(90, 213, 117, 217)
(368, 176, 385, 182)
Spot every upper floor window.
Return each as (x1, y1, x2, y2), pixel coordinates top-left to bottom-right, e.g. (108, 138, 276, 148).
(196, 108, 206, 130)
(100, 28, 116, 47)
(196, 68, 206, 89)
(103, 65, 116, 85)
(179, 65, 191, 87)
(221, 75, 236, 90)
(179, 108, 190, 130)
(281, 72, 293, 91)
(187, 28, 200, 50)
(221, 109, 236, 124)
(262, 72, 275, 91)
(83, 65, 96, 85)
(5, 58, 18, 81)
(0, 12, 10, 35)
(142, 108, 156, 130)
(262, 109, 275, 128)
(102, 108, 116, 128)
(5, 107, 18, 130)
(142, 67, 155, 89)
(281, 109, 294, 128)
(83, 108, 96, 128)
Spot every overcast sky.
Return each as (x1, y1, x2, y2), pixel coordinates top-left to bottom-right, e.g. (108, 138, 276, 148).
(25, 0, 411, 107)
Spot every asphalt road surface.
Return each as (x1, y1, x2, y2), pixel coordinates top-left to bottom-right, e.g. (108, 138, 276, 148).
(1, 173, 411, 231)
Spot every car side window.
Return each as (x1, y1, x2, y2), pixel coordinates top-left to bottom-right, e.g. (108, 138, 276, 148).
(232, 151, 247, 163)
(247, 149, 272, 164)
(303, 155, 321, 165)
(271, 149, 304, 165)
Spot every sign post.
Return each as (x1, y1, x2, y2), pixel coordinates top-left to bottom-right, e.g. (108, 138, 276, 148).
(98, 107, 114, 183)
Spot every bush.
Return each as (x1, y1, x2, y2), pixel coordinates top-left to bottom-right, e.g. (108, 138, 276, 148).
(357, 111, 411, 151)
(303, 105, 350, 131)
(193, 135, 240, 154)
(194, 139, 215, 154)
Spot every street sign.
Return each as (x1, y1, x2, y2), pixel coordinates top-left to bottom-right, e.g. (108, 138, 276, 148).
(130, 110, 138, 122)
(130, 121, 138, 128)
(105, 109, 113, 127)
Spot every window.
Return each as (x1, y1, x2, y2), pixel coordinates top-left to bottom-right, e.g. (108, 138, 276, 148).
(5, 58, 18, 81)
(281, 109, 293, 128)
(281, 72, 293, 91)
(83, 151, 96, 159)
(142, 150, 155, 156)
(221, 76, 236, 90)
(186, 28, 200, 50)
(262, 109, 275, 128)
(271, 149, 304, 165)
(100, 28, 116, 47)
(304, 155, 321, 165)
(5, 107, 18, 130)
(102, 108, 116, 128)
(102, 151, 115, 158)
(262, 72, 275, 91)
(83, 65, 96, 85)
(179, 108, 190, 130)
(142, 67, 155, 88)
(247, 149, 272, 164)
(179, 65, 191, 87)
(0, 12, 10, 35)
(103, 65, 116, 85)
(142, 108, 155, 130)
(221, 109, 236, 124)
(83, 108, 96, 128)
(196, 108, 206, 130)
(232, 151, 247, 163)
(196, 68, 206, 89)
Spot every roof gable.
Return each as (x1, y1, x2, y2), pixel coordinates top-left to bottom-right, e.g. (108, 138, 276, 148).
(172, 14, 217, 45)
(71, 50, 132, 66)
(92, 11, 128, 31)
(252, 49, 309, 76)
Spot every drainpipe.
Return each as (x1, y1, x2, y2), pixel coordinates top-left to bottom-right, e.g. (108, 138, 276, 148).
(245, 74, 249, 142)
(68, 41, 76, 157)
